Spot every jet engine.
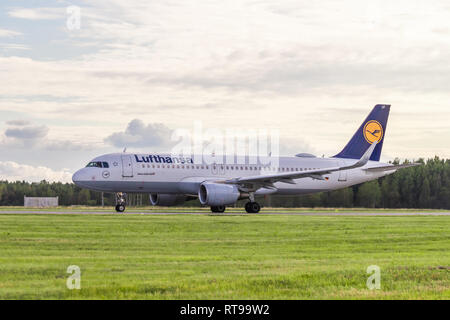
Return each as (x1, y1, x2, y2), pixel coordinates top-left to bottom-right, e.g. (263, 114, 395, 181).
(149, 194, 188, 206)
(198, 182, 240, 206)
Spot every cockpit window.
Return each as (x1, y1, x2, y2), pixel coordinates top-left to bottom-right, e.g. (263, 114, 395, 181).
(102, 162, 109, 168)
(86, 161, 105, 168)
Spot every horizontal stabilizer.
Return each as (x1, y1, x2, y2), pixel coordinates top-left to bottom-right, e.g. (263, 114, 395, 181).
(364, 163, 422, 172)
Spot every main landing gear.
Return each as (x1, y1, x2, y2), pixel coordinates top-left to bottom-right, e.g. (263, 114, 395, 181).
(210, 205, 226, 213)
(209, 193, 261, 214)
(209, 203, 260, 213)
(245, 202, 261, 213)
(115, 192, 126, 213)
(245, 192, 261, 213)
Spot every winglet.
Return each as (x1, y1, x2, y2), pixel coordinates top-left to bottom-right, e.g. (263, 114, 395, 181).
(342, 141, 378, 170)
(358, 140, 378, 166)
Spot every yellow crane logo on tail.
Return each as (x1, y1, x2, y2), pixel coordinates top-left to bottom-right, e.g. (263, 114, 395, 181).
(363, 120, 383, 144)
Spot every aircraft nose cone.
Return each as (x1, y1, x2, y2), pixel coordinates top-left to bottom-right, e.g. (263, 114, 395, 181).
(72, 169, 85, 186)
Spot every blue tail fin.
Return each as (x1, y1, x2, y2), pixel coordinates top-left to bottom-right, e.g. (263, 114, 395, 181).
(334, 104, 390, 162)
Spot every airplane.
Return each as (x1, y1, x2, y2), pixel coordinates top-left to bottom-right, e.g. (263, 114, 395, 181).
(72, 105, 420, 213)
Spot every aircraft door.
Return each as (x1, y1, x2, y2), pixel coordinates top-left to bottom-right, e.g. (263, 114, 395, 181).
(121, 155, 134, 177)
(338, 161, 347, 182)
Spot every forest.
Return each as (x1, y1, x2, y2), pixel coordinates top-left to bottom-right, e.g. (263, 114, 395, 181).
(0, 157, 449, 209)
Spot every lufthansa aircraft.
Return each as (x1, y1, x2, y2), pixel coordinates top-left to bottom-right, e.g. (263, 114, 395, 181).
(72, 105, 419, 213)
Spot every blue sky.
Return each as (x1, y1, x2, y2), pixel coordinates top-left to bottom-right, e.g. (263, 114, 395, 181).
(0, 0, 449, 182)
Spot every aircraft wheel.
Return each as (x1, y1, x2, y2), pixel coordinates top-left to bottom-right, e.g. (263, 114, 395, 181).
(211, 206, 226, 213)
(115, 204, 125, 213)
(245, 202, 260, 213)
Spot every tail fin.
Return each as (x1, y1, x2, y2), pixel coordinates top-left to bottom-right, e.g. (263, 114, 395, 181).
(334, 104, 390, 162)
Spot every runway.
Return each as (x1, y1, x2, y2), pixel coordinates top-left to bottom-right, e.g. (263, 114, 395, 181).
(0, 210, 449, 216)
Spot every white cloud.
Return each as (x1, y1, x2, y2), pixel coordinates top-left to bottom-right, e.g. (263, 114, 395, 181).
(7, 8, 64, 20)
(0, 43, 29, 50)
(5, 125, 48, 140)
(0, 28, 22, 38)
(0, 161, 72, 183)
(6, 120, 30, 126)
(104, 119, 175, 149)
(0, 0, 449, 166)
(0, 121, 92, 151)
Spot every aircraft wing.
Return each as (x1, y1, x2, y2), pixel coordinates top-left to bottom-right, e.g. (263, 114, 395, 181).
(224, 141, 378, 188)
(363, 163, 422, 172)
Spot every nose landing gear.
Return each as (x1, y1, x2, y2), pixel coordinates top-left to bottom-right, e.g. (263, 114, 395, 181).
(115, 192, 126, 212)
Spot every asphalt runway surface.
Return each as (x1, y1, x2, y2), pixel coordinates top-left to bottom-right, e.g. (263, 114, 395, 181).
(0, 210, 449, 216)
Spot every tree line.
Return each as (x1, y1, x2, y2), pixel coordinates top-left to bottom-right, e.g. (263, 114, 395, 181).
(0, 157, 449, 209)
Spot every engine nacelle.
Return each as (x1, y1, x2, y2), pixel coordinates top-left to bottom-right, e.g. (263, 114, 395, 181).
(198, 183, 240, 206)
(149, 194, 187, 206)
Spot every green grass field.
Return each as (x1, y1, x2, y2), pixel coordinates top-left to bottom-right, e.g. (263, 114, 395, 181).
(0, 213, 448, 299)
(1, 205, 449, 213)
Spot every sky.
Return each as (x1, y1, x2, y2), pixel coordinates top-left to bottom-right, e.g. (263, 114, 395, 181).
(0, 0, 449, 182)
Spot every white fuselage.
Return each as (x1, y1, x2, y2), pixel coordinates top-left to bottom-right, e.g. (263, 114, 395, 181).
(72, 153, 394, 197)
